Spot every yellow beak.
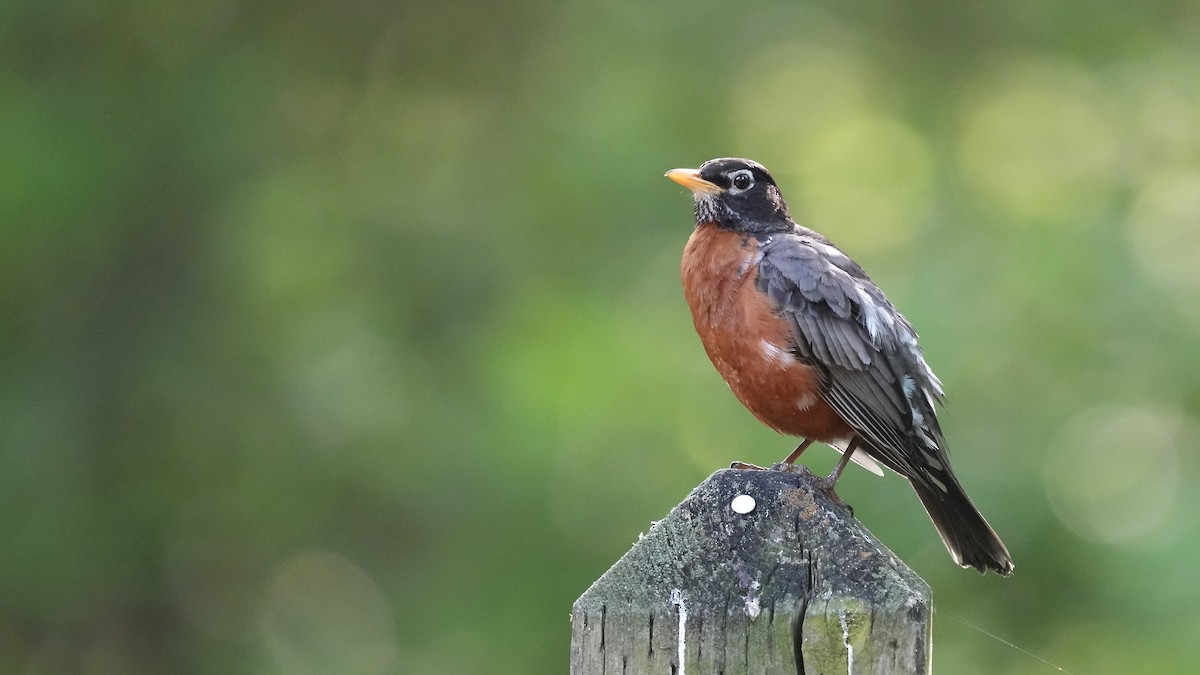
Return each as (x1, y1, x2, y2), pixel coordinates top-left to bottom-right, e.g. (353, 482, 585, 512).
(665, 168, 722, 196)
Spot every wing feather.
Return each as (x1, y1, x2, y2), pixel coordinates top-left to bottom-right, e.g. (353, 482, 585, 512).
(757, 230, 947, 481)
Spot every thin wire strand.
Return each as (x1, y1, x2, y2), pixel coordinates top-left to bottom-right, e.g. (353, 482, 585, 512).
(935, 608, 1074, 675)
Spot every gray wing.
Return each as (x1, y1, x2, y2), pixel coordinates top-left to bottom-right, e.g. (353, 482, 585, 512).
(755, 230, 948, 479)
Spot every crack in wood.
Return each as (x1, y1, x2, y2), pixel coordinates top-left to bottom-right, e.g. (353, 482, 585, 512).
(570, 469, 930, 674)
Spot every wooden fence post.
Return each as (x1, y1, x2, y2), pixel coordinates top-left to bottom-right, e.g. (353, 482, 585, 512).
(570, 468, 931, 674)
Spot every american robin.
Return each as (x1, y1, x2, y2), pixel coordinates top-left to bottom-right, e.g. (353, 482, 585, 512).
(666, 157, 1013, 575)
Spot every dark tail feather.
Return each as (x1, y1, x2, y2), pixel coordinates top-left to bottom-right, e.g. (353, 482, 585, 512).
(912, 475, 1014, 576)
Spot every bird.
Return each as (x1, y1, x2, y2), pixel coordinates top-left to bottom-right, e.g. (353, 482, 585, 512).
(666, 157, 1013, 575)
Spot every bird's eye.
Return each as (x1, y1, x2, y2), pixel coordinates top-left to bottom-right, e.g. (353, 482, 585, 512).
(730, 170, 753, 191)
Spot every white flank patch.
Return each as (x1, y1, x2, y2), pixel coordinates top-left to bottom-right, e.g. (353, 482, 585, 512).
(737, 249, 765, 279)
(759, 339, 794, 365)
(670, 588, 687, 675)
(795, 392, 816, 410)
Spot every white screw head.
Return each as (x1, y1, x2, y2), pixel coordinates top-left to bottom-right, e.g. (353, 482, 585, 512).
(730, 494, 756, 514)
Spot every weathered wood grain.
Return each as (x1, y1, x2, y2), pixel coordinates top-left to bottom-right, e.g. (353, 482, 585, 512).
(570, 468, 931, 674)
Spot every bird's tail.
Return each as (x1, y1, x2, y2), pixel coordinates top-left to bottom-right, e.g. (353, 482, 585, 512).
(912, 473, 1014, 576)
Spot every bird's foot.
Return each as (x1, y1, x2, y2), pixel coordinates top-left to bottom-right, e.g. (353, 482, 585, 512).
(768, 462, 813, 476)
(811, 473, 854, 517)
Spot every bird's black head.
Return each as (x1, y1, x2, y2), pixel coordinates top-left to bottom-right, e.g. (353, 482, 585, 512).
(666, 157, 791, 234)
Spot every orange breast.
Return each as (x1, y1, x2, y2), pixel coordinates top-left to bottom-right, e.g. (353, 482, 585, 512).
(681, 223, 853, 443)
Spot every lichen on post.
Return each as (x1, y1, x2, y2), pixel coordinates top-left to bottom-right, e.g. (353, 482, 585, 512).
(570, 468, 931, 674)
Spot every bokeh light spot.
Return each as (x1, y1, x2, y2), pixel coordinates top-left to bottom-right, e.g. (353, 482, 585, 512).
(1043, 406, 1188, 546)
(731, 43, 930, 257)
(732, 41, 871, 157)
(1121, 48, 1200, 181)
(1126, 172, 1200, 294)
(958, 59, 1119, 225)
(789, 114, 934, 255)
(260, 551, 399, 675)
(282, 313, 411, 448)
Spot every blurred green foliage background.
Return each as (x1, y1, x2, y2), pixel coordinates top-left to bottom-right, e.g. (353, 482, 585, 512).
(3, 0, 1200, 673)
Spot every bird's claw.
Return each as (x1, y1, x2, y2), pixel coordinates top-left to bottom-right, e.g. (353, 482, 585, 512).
(769, 462, 813, 476)
(730, 461, 767, 470)
(732, 461, 855, 515)
(812, 474, 854, 516)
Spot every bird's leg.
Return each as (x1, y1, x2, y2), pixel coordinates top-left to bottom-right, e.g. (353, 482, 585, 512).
(735, 438, 816, 472)
(781, 438, 814, 465)
(767, 438, 815, 474)
(821, 437, 858, 488)
(814, 437, 861, 512)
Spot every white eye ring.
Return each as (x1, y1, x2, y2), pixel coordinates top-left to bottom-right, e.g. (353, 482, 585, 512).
(730, 170, 754, 191)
